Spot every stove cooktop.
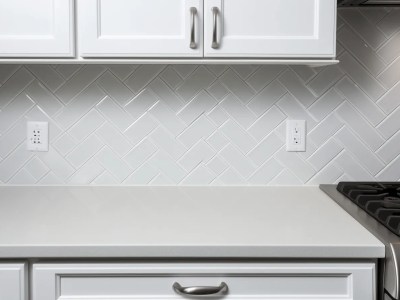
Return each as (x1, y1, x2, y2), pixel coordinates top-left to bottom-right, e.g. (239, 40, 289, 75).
(322, 182, 400, 300)
(337, 182, 400, 237)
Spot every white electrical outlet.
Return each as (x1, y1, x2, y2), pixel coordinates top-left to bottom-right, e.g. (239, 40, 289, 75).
(27, 122, 49, 152)
(286, 120, 306, 152)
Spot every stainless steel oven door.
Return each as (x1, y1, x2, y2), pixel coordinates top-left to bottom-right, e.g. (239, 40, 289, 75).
(385, 293, 396, 300)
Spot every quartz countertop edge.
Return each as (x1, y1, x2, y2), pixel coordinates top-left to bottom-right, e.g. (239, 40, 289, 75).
(0, 245, 383, 259)
(0, 186, 385, 259)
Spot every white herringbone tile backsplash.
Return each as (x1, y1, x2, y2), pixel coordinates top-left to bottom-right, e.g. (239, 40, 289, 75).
(1, 8, 400, 185)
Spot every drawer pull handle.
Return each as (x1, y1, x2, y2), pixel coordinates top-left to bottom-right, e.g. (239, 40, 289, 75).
(211, 7, 219, 49)
(173, 282, 228, 297)
(190, 7, 197, 49)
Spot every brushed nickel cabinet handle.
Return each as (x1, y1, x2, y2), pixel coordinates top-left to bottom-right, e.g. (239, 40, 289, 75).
(211, 7, 219, 49)
(190, 7, 197, 49)
(173, 282, 228, 297)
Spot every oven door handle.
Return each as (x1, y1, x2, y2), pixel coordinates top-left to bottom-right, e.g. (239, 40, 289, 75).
(173, 282, 228, 297)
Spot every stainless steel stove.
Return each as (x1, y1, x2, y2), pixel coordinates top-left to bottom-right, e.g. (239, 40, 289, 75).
(321, 182, 400, 300)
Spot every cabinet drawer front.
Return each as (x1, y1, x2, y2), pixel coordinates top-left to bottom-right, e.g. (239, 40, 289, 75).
(33, 263, 375, 300)
(78, 0, 204, 57)
(204, 0, 336, 58)
(0, 0, 74, 57)
(0, 263, 28, 300)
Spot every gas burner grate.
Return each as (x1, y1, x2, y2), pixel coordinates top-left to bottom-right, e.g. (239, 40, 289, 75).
(337, 182, 400, 236)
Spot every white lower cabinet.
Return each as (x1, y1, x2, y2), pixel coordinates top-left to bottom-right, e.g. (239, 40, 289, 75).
(0, 263, 28, 300)
(32, 262, 376, 300)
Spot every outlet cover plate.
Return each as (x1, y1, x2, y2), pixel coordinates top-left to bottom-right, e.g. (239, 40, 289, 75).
(27, 121, 49, 152)
(286, 120, 306, 152)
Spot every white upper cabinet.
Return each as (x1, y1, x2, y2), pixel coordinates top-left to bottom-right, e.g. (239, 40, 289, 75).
(0, 0, 338, 64)
(204, 0, 336, 58)
(78, 0, 204, 57)
(0, 0, 74, 57)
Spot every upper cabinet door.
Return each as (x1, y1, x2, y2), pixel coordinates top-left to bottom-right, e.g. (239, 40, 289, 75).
(204, 0, 336, 58)
(78, 0, 203, 57)
(0, 0, 74, 57)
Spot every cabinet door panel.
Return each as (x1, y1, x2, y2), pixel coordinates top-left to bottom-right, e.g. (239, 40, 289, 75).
(33, 263, 375, 300)
(0, 0, 74, 57)
(78, 0, 203, 57)
(0, 263, 28, 300)
(204, 0, 336, 58)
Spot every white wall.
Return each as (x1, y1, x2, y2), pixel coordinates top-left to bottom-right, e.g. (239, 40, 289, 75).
(0, 8, 399, 185)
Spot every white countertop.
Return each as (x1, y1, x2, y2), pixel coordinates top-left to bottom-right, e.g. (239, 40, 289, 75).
(0, 186, 384, 258)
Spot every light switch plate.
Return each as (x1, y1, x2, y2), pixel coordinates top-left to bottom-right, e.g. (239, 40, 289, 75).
(286, 120, 306, 152)
(27, 122, 49, 152)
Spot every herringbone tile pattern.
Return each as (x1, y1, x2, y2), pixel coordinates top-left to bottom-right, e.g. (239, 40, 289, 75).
(1, 8, 400, 185)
